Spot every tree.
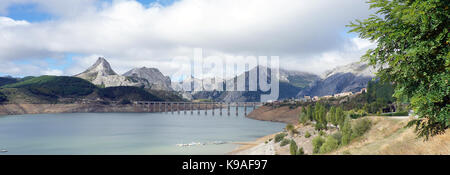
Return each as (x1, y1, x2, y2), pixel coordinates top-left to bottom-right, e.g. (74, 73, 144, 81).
(336, 107, 345, 129)
(348, 0, 449, 139)
(313, 102, 328, 130)
(328, 106, 337, 127)
(299, 106, 309, 124)
(341, 117, 352, 145)
(306, 104, 313, 121)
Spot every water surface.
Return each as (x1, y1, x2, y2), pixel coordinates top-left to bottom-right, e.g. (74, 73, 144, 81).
(0, 107, 284, 155)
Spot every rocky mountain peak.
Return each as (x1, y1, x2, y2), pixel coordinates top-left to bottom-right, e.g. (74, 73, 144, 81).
(123, 67, 172, 91)
(75, 57, 149, 88)
(75, 57, 117, 80)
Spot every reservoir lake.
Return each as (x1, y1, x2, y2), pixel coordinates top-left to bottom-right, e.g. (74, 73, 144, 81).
(0, 107, 284, 155)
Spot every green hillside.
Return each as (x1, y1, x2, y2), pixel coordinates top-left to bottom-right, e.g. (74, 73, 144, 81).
(97, 86, 163, 102)
(2, 76, 96, 98)
(0, 75, 182, 104)
(0, 77, 19, 87)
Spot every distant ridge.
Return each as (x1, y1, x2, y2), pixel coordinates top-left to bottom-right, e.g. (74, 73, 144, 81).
(297, 62, 376, 97)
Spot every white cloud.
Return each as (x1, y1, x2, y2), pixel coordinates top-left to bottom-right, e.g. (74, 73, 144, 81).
(0, 0, 374, 77)
(41, 69, 63, 76)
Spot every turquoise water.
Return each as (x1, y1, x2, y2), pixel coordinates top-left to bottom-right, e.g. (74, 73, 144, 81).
(0, 107, 284, 155)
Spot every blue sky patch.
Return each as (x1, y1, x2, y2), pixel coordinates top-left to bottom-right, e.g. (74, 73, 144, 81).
(6, 3, 54, 22)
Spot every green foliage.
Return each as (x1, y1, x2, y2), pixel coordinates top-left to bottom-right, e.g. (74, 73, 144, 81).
(341, 118, 352, 145)
(331, 132, 342, 145)
(290, 140, 298, 155)
(286, 124, 295, 134)
(0, 92, 6, 103)
(0, 77, 18, 87)
(320, 136, 339, 154)
(304, 131, 311, 138)
(306, 104, 313, 121)
(351, 118, 372, 139)
(314, 102, 328, 130)
(98, 86, 162, 101)
(380, 111, 409, 116)
(347, 109, 368, 119)
(312, 136, 325, 154)
(328, 106, 337, 127)
(349, 0, 449, 139)
(365, 80, 395, 106)
(274, 133, 287, 143)
(280, 139, 290, 147)
(297, 147, 305, 155)
(298, 106, 309, 124)
(289, 140, 305, 155)
(3, 76, 96, 98)
(319, 130, 325, 136)
(336, 107, 345, 128)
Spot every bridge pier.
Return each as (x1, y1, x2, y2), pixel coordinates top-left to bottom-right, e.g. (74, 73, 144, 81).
(235, 103, 238, 116)
(244, 103, 247, 116)
(211, 103, 213, 116)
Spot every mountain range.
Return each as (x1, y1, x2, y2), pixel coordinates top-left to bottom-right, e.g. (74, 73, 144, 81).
(75, 57, 172, 91)
(73, 57, 376, 102)
(1, 57, 376, 103)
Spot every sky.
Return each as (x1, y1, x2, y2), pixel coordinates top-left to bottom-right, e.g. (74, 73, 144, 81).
(0, 0, 375, 79)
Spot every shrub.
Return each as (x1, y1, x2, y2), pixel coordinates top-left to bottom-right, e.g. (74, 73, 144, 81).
(351, 118, 372, 138)
(312, 136, 325, 154)
(331, 132, 342, 145)
(380, 111, 409, 116)
(286, 124, 295, 134)
(290, 140, 305, 155)
(297, 147, 305, 155)
(280, 139, 290, 147)
(320, 136, 339, 153)
(274, 133, 287, 143)
(289, 140, 298, 155)
(319, 130, 325, 136)
(304, 131, 311, 138)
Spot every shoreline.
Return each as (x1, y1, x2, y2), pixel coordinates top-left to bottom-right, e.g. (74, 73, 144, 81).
(228, 132, 280, 155)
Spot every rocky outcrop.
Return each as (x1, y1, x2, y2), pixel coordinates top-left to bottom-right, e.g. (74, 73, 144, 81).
(75, 57, 149, 88)
(123, 67, 172, 91)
